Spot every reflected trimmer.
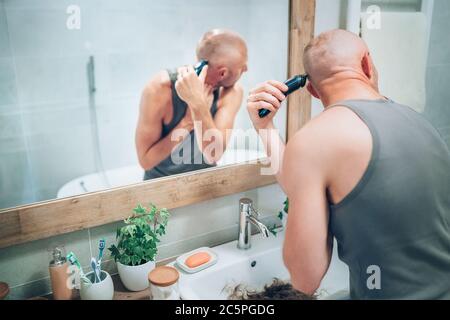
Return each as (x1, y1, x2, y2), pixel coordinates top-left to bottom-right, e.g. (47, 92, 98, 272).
(258, 74, 308, 118)
(194, 60, 209, 76)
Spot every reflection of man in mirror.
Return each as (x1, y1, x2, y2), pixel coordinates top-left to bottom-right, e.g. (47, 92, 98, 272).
(136, 29, 248, 180)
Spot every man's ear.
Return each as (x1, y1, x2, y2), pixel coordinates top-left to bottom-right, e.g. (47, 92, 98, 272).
(307, 82, 320, 99)
(361, 52, 373, 80)
(218, 67, 228, 79)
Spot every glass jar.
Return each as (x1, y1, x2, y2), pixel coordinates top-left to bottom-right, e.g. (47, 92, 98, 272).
(148, 266, 180, 300)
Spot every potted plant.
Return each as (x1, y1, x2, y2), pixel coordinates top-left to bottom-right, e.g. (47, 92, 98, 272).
(109, 203, 170, 291)
(268, 198, 290, 237)
(278, 198, 289, 229)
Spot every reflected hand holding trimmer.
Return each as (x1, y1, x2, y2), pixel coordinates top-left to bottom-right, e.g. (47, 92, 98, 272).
(258, 74, 308, 118)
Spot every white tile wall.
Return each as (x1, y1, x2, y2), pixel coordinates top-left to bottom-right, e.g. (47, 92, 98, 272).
(0, 1, 11, 58)
(425, 0, 450, 146)
(0, 58, 17, 108)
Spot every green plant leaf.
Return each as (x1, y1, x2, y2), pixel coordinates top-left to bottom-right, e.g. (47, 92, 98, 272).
(278, 211, 284, 221)
(145, 248, 157, 260)
(283, 198, 289, 213)
(156, 224, 166, 236)
(268, 225, 278, 237)
(133, 246, 144, 257)
(159, 208, 170, 223)
(112, 203, 170, 267)
(131, 255, 142, 266)
(133, 204, 147, 215)
(108, 245, 121, 262)
(148, 204, 156, 221)
(120, 254, 131, 266)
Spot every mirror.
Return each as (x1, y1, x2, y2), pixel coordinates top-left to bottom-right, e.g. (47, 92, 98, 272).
(0, 0, 289, 210)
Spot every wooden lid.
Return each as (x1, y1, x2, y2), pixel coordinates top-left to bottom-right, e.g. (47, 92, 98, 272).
(148, 266, 179, 287)
(0, 282, 9, 300)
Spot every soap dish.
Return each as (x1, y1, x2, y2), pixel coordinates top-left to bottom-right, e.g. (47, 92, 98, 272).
(176, 247, 218, 274)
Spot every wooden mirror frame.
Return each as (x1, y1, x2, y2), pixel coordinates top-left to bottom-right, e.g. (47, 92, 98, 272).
(0, 0, 315, 249)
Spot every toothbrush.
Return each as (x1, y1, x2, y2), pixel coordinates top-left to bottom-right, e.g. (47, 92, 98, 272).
(97, 239, 105, 270)
(67, 252, 91, 284)
(91, 257, 101, 283)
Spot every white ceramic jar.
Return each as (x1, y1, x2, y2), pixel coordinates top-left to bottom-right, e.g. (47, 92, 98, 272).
(148, 266, 180, 300)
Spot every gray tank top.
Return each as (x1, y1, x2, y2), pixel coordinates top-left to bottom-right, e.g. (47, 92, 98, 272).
(144, 69, 219, 180)
(328, 99, 450, 300)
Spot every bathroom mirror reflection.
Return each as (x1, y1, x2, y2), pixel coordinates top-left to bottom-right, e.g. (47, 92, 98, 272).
(0, 0, 289, 210)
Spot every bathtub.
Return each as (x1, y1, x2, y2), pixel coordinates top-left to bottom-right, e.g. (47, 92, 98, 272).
(57, 148, 266, 198)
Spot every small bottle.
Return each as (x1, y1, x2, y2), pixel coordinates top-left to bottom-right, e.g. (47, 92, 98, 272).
(0, 282, 9, 300)
(48, 245, 73, 300)
(148, 266, 180, 300)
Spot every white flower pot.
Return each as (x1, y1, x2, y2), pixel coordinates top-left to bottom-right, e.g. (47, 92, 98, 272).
(117, 260, 155, 292)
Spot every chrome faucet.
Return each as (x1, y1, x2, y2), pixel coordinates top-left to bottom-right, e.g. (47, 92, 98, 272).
(238, 198, 270, 250)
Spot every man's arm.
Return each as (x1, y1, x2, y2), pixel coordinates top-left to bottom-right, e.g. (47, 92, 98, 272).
(135, 71, 193, 171)
(175, 65, 243, 164)
(191, 84, 243, 163)
(247, 80, 289, 185)
(281, 124, 333, 296)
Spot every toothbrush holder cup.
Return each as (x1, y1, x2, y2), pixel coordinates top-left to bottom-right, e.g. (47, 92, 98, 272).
(80, 270, 114, 300)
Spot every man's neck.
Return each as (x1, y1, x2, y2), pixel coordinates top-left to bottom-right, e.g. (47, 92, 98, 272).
(318, 78, 386, 108)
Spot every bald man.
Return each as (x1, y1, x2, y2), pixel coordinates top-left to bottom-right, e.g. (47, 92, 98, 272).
(136, 29, 247, 179)
(248, 29, 450, 299)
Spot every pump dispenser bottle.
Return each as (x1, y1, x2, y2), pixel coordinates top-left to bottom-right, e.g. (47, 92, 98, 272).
(48, 245, 73, 300)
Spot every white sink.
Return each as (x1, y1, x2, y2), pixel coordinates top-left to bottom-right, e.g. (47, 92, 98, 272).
(173, 230, 350, 300)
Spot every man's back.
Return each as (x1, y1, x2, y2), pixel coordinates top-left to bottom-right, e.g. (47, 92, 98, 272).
(325, 99, 450, 299)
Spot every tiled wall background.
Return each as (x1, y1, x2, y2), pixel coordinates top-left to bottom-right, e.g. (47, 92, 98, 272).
(0, 0, 289, 209)
(424, 0, 450, 146)
(361, 0, 422, 12)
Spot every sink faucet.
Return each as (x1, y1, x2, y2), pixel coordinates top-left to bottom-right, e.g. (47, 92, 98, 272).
(238, 198, 270, 250)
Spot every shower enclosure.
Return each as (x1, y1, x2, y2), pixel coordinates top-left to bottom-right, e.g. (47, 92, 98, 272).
(422, 0, 450, 147)
(354, 0, 450, 147)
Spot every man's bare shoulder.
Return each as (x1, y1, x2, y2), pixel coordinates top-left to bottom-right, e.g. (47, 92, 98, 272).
(226, 81, 244, 96)
(142, 70, 171, 96)
(139, 70, 172, 115)
(285, 106, 372, 168)
(217, 82, 244, 109)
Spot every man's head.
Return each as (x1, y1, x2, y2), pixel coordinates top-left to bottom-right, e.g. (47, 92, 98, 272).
(303, 29, 379, 100)
(196, 29, 248, 88)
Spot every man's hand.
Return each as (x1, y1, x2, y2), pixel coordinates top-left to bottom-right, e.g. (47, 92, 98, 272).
(175, 65, 213, 113)
(247, 80, 288, 130)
